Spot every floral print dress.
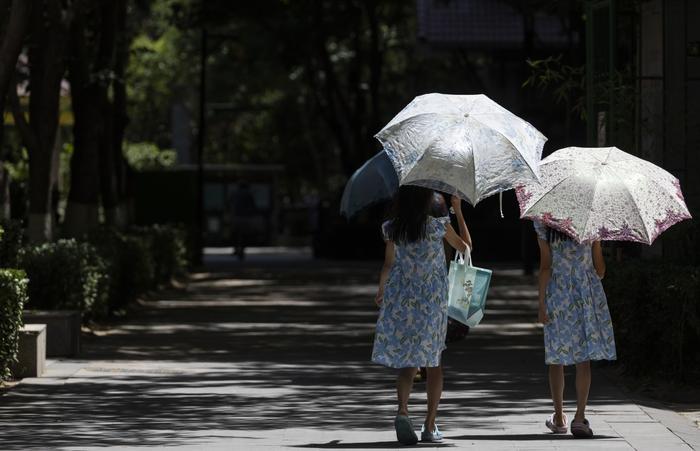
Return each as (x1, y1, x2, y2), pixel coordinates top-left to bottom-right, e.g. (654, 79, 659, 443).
(534, 221, 617, 365)
(372, 216, 450, 368)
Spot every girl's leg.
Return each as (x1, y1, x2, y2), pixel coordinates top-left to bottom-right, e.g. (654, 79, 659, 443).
(397, 368, 418, 416)
(548, 364, 565, 426)
(424, 365, 443, 430)
(574, 361, 591, 421)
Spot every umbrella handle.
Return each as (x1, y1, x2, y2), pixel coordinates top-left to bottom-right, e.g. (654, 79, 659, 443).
(499, 192, 504, 219)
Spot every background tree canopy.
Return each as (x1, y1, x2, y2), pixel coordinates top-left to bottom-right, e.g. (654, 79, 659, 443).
(127, 0, 500, 201)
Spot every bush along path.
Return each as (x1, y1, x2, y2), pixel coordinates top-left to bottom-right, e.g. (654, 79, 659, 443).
(0, 221, 188, 386)
(0, 255, 698, 450)
(0, 269, 27, 381)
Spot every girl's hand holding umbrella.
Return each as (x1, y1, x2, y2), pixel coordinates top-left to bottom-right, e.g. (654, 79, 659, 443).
(450, 195, 473, 252)
(450, 195, 462, 213)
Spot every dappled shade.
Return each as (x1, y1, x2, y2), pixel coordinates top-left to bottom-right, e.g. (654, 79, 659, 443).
(0, 261, 653, 449)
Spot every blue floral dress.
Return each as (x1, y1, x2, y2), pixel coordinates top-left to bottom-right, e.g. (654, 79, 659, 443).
(534, 221, 617, 365)
(372, 216, 450, 369)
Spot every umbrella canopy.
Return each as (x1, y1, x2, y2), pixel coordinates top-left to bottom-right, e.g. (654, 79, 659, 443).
(515, 146, 692, 244)
(375, 93, 547, 205)
(340, 150, 398, 218)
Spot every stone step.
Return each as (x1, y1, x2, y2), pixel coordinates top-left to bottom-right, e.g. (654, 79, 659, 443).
(10, 324, 46, 378)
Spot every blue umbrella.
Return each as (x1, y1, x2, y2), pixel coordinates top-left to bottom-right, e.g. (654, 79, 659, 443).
(340, 150, 399, 218)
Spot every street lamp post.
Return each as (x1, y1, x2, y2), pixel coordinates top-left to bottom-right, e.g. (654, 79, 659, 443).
(196, 27, 208, 265)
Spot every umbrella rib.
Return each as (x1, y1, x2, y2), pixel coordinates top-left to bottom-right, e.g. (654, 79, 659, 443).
(377, 112, 457, 179)
(611, 165, 687, 209)
(580, 170, 602, 242)
(520, 174, 574, 218)
(463, 123, 479, 203)
(375, 111, 455, 139)
(644, 176, 689, 212)
(467, 115, 542, 181)
(605, 165, 651, 243)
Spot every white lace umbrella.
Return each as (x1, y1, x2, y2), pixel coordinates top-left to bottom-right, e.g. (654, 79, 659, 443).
(375, 93, 547, 205)
(515, 146, 692, 244)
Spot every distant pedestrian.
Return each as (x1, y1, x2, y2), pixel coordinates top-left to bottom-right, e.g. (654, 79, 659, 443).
(534, 221, 616, 438)
(230, 183, 258, 260)
(373, 186, 470, 445)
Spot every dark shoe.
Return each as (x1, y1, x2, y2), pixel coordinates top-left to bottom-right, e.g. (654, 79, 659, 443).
(571, 418, 593, 438)
(394, 415, 418, 445)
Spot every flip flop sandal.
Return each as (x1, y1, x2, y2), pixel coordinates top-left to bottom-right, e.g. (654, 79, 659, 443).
(394, 415, 418, 445)
(571, 419, 594, 438)
(545, 413, 568, 434)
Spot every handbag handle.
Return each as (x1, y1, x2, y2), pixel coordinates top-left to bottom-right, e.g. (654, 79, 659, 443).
(454, 245, 472, 266)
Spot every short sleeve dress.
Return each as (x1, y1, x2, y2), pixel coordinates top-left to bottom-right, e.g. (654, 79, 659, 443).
(534, 221, 617, 365)
(372, 216, 450, 368)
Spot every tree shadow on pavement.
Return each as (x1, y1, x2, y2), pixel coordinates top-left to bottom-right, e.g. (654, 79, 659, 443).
(449, 433, 618, 440)
(0, 261, 628, 449)
(293, 440, 455, 448)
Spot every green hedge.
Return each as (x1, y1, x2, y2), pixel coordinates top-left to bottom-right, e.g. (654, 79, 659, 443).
(19, 239, 109, 319)
(87, 228, 155, 311)
(85, 224, 188, 312)
(0, 269, 28, 381)
(129, 224, 187, 284)
(604, 260, 700, 382)
(12, 224, 187, 320)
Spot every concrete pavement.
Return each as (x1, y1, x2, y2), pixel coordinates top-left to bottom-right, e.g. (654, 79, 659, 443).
(0, 250, 698, 450)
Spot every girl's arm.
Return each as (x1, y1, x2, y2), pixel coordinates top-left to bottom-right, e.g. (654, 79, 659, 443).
(375, 240, 395, 306)
(592, 241, 605, 279)
(537, 238, 552, 325)
(450, 196, 472, 251)
(444, 224, 469, 254)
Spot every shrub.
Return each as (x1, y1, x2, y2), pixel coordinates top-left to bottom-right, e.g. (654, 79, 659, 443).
(123, 142, 177, 170)
(129, 224, 187, 284)
(604, 260, 700, 382)
(0, 219, 24, 268)
(19, 239, 109, 319)
(0, 269, 28, 381)
(87, 228, 155, 311)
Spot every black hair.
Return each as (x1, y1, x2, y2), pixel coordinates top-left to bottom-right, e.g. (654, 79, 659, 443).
(546, 227, 573, 243)
(386, 185, 434, 244)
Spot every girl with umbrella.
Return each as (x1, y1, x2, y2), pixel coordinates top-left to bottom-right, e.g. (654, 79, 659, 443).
(534, 222, 615, 438)
(373, 186, 471, 445)
(518, 146, 692, 438)
(360, 92, 546, 444)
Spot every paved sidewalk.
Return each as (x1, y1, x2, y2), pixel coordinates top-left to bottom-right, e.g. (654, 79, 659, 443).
(0, 254, 698, 450)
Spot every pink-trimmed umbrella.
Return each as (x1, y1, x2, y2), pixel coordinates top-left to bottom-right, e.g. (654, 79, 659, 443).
(515, 146, 692, 244)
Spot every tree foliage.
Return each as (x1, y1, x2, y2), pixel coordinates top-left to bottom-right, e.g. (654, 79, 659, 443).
(125, 0, 493, 200)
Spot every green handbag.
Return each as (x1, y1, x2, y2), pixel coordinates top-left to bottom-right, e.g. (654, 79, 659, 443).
(447, 250, 492, 327)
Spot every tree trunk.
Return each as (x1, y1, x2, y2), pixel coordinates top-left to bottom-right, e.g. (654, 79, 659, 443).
(105, 0, 128, 227)
(0, 161, 10, 220)
(64, 33, 101, 236)
(64, 0, 118, 236)
(0, 0, 32, 134)
(0, 0, 33, 219)
(24, 0, 70, 242)
(364, 0, 383, 155)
